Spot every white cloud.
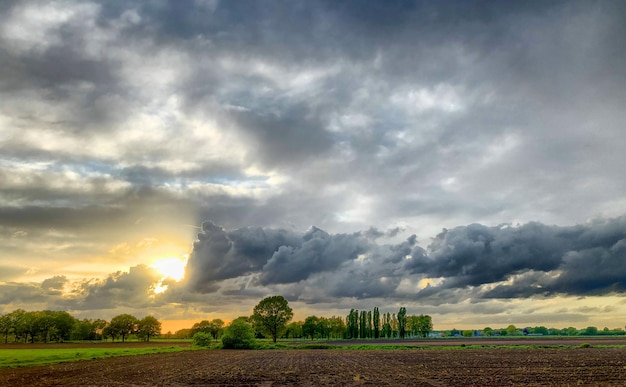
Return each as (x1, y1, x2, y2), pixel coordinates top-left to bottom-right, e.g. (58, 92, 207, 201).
(0, 1, 99, 54)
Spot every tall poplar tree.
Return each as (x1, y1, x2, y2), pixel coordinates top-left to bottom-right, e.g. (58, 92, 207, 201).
(397, 307, 407, 339)
(359, 310, 367, 338)
(373, 307, 380, 339)
(383, 312, 392, 338)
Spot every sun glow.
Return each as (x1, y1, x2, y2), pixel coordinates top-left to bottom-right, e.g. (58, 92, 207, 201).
(150, 257, 187, 294)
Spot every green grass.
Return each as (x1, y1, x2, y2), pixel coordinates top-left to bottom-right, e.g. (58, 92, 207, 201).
(0, 346, 193, 368)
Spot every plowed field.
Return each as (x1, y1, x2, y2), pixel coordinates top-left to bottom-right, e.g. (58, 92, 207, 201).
(2, 347, 626, 386)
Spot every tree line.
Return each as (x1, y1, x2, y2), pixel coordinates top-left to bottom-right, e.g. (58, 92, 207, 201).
(187, 298, 434, 343)
(345, 307, 433, 339)
(188, 296, 437, 349)
(452, 325, 626, 337)
(0, 309, 162, 343)
(0, 297, 435, 345)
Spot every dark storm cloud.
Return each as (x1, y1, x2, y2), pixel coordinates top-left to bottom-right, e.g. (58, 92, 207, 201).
(186, 221, 302, 292)
(187, 217, 626, 301)
(186, 221, 370, 291)
(406, 222, 567, 286)
(410, 217, 626, 299)
(260, 226, 369, 285)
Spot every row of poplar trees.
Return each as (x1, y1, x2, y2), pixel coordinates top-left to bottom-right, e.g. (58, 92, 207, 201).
(346, 307, 433, 339)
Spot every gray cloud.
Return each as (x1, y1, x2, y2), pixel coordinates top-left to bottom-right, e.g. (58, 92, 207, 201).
(260, 227, 369, 285)
(41, 275, 68, 296)
(187, 217, 626, 302)
(0, 282, 47, 305)
(186, 221, 302, 292)
(74, 265, 162, 310)
(413, 217, 626, 299)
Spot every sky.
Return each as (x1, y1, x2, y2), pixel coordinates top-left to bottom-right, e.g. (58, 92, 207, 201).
(1, 0, 626, 332)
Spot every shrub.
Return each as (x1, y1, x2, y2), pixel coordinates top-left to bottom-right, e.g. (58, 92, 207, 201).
(193, 332, 213, 347)
(221, 319, 256, 349)
(579, 343, 591, 348)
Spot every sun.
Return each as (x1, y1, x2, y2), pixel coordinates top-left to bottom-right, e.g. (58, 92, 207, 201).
(150, 256, 187, 282)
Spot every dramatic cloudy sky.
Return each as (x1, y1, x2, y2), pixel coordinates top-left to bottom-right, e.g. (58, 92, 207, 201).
(2, 0, 626, 331)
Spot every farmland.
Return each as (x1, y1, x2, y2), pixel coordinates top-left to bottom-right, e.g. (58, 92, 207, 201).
(1, 338, 626, 386)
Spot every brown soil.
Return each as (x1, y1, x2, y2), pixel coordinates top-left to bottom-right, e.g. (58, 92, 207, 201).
(2, 347, 626, 386)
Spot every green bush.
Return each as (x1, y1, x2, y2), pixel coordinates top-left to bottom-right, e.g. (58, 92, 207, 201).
(193, 332, 213, 347)
(221, 319, 256, 349)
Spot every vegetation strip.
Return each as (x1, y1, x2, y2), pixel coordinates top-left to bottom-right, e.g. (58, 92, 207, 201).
(0, 346, 192, 368)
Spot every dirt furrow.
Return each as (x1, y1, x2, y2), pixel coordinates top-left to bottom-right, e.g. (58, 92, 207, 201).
(2, 348, 626, 386)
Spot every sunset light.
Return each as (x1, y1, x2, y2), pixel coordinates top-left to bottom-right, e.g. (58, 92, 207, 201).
(151, 257, 187, 282)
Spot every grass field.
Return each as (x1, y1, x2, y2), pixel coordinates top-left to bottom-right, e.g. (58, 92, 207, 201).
(0, 345, 193, 368)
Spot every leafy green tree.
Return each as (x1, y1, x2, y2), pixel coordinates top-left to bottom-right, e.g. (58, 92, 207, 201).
(251, 295, 293, 343)
(51, 311, 75, 342)
(407, 315, 417, 337)
(318, 317, 331, 339)
(566, 327, 579, 336)
(192, 318, 224, 340)
(192, 320, 212, 334)
(0, 313, 12, 343)
(373, 307, 380, 339)
(19, 311, 38, 343)
(173, 328, 193, 339)
(583, 326, 598, 336)
(303, 316, 319, 340)
(383, 312, 392, 338)
(33, 311, 57, 343)
(109, 314, 139, 342)
(221, 318, 256, 349)
(359, 310, 367, 338)
(71, 319, 96, 341)
(193, 332, 213, 346)
(285, 321, 303, 339)
(391, 313, 398, 338)
(327, 316, 345, 339)
(102, 324, 116, 341)
(506, 325, 518, 336)
(462, 330, 473, 337)
(483, 327, 493, 336)
(415, 315, 433, 338)
(209, 319, 225, 340)
(367, 311, 372, 339)
(397, 307, 407, 339)
(346, 309, 359, 339)
(137, 316, 161, 342)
